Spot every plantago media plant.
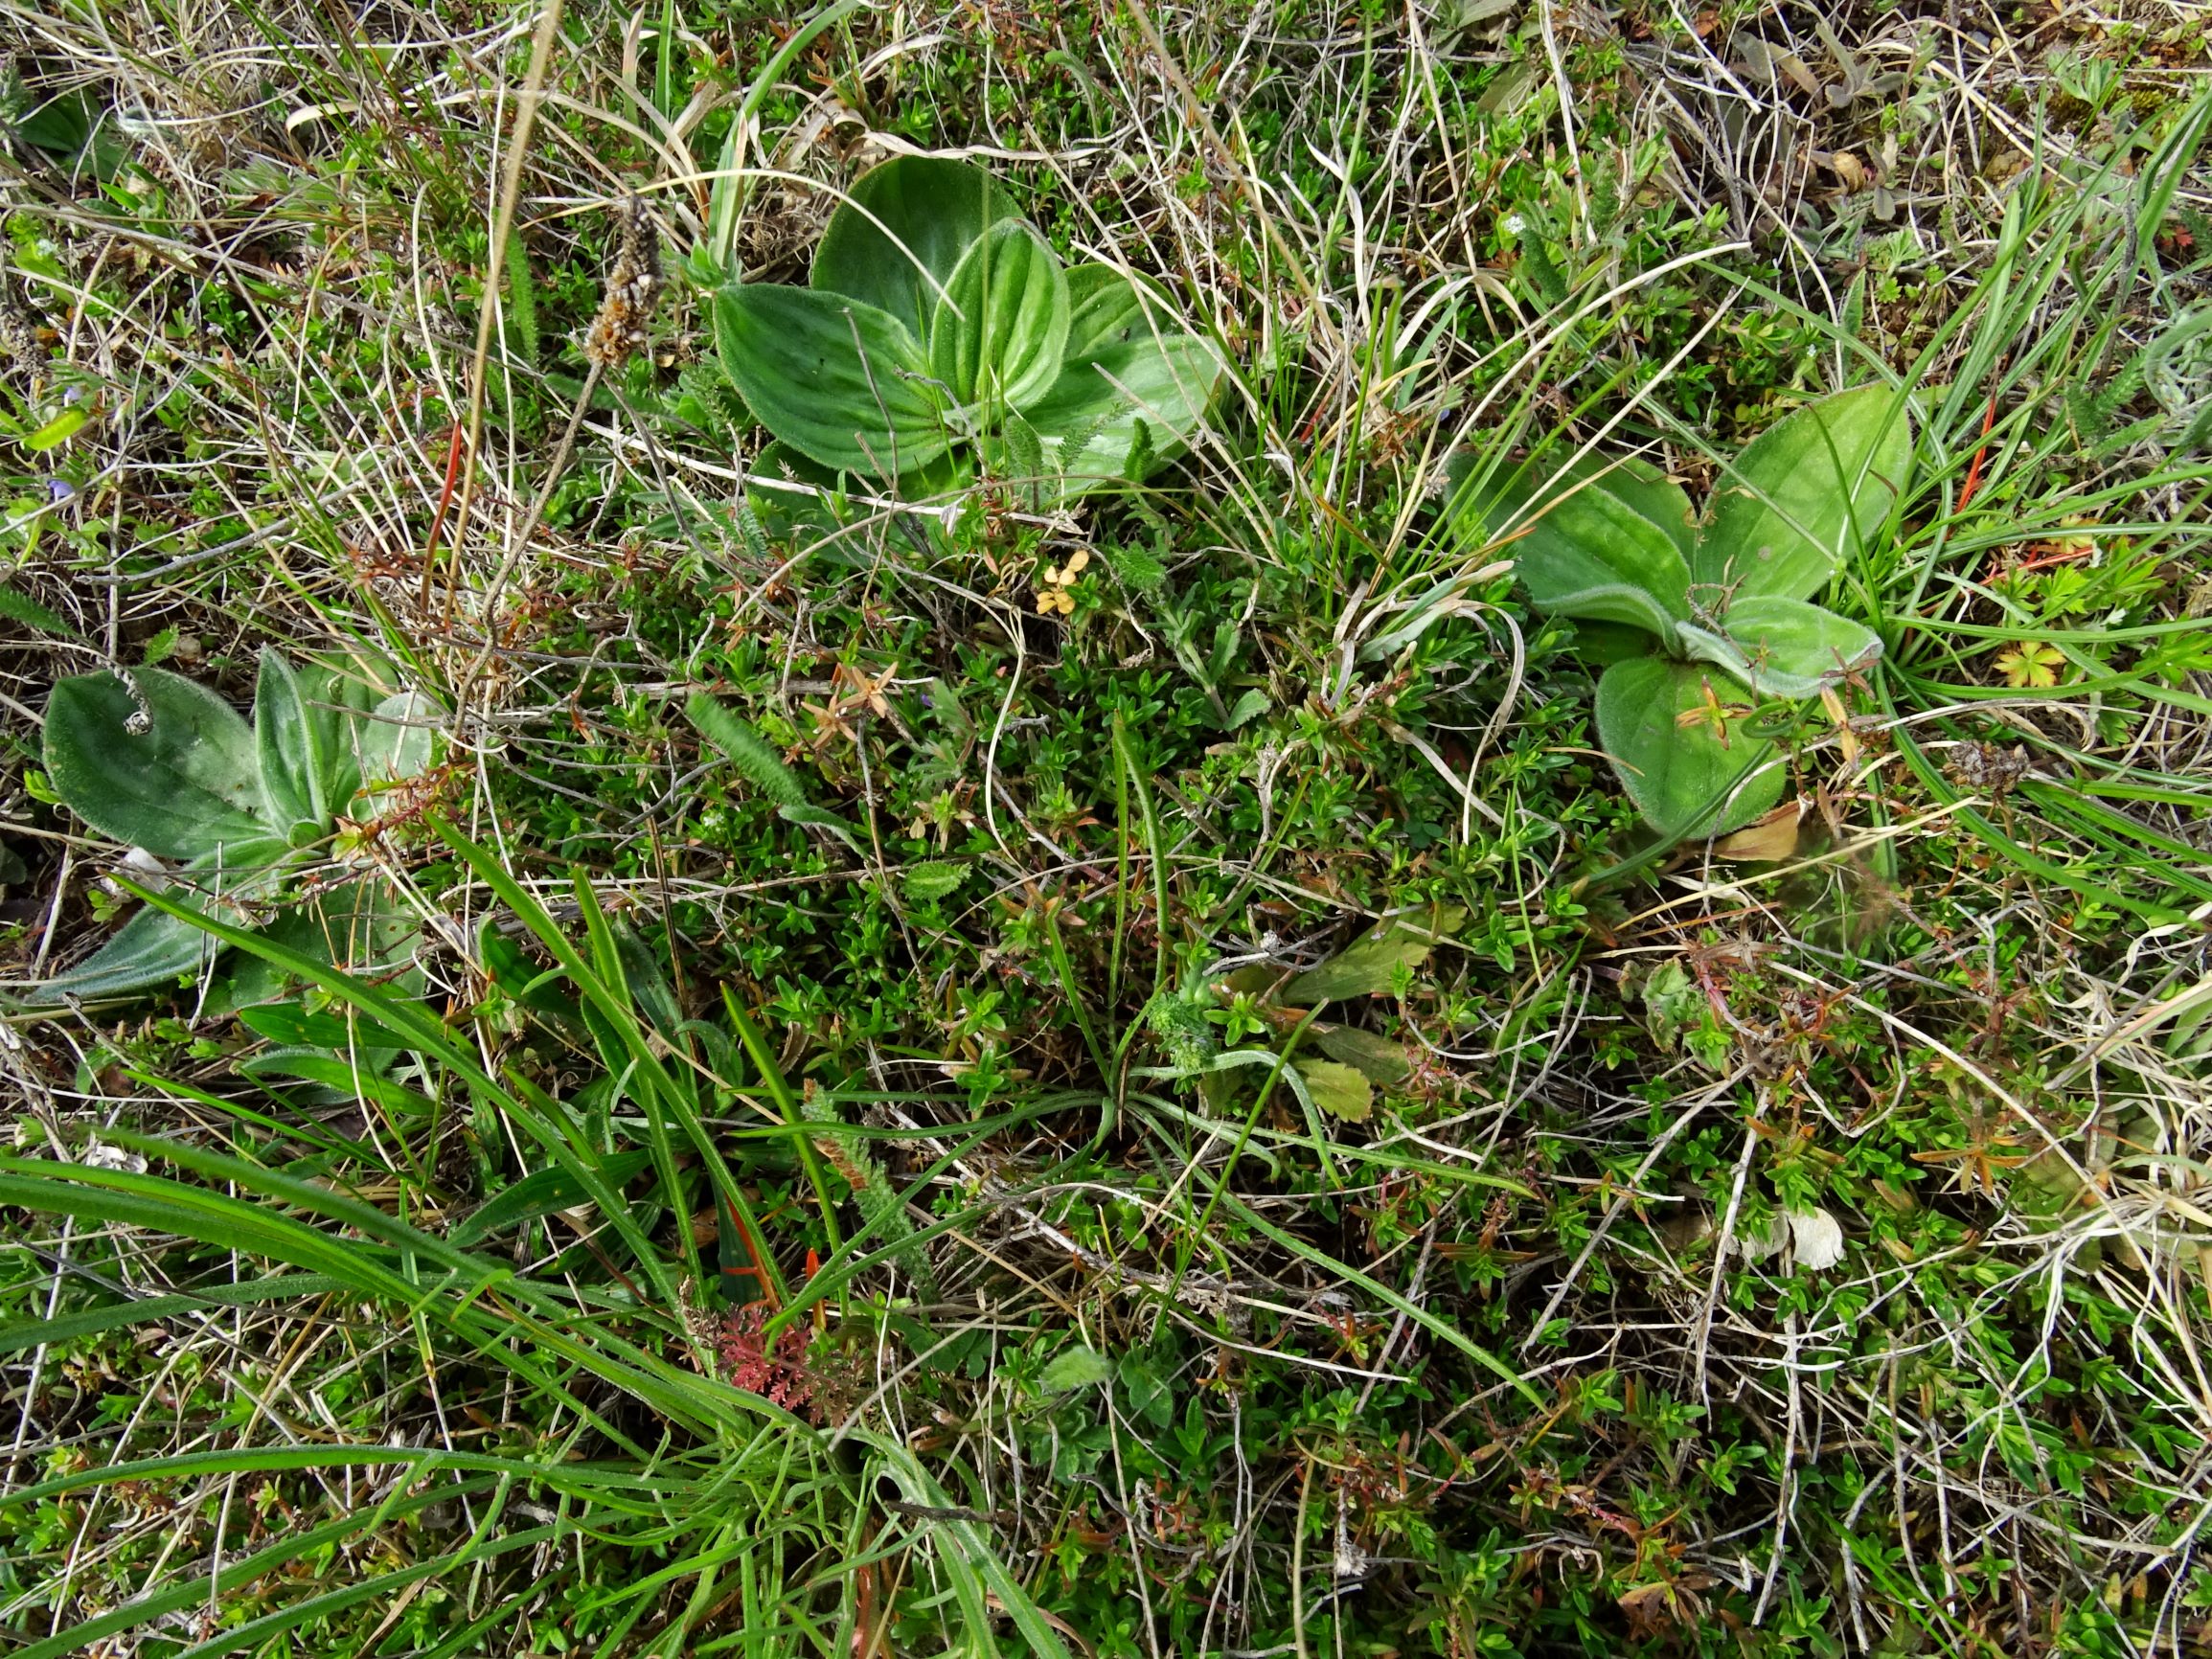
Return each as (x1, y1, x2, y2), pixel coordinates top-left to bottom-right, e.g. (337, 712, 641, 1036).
(1453, 386, 1911, 836)
(34, 650, 440, 998)
(716, 157, 1220, 505)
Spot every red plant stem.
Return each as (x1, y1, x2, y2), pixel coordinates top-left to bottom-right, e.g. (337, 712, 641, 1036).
(1957, 388, 1999, 513)
(721, 1198, 777, 1307)
(419, 420, 466, 608)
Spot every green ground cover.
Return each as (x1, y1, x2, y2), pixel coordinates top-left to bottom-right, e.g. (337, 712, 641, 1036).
(4, 0, 2212, 1652)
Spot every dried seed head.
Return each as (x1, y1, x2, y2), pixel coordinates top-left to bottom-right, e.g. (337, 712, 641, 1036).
(583, 194, 664, 371)
(0, 273, 41, 373)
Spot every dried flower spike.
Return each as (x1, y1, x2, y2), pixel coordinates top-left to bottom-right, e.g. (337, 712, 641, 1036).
(0, 271, 42, 374)
(583, 194, 664, 371)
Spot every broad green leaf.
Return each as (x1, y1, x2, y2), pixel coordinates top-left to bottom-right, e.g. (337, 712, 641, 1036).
(1315, 1025, 1415, 1084)
(715, 283, 948, 477)
(1595, 656, 1788, 837)
(1024, 333, 1220, 493)
(478, 917, 580, 1025)
(42, 668, 271, 859)
(216, 881, 426, 1012)
(1695, 384, 1913, 602)
(349, 691, 441, 804)
(1294, 1057, 1374, 1123)
(298, 652, 402, 810)
(810, 156, 1016, 340)
(254, 648, 327, 841)
(1572, 620, 1667, 667)
(1038, 1346, 1114, 1393)
(30, 836, 290, 1003)
(1676, 596, 1883, 700)
(929, 219, 1069, 410)
(1283, 906, 1464, 1005)
(1455, 450, 1693, 637)
(31, 902, 211, 1000)
(1226, 688, 1269, 729)
(1061, 266, 1157, 357)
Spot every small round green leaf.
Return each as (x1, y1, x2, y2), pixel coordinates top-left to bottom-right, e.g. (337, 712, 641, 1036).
(1294, 1057, 1375, 1123)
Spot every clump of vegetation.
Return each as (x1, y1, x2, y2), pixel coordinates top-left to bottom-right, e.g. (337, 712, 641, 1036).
(4, 5, 2212, 1658)
(31, 651, 439, 998)
(715, 154, 1220, 505)
(1453, 386, 1909, 835)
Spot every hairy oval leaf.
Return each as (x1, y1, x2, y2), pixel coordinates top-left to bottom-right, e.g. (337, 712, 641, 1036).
(1676, 596, 1882, 700)
(1695, 384, 1912, 602)
(1023, 333, 1220, 493)
(298, 652, 405, 810)
(1453, 450, 1693, 637)
(33, 902, 211, 1000)
(351, 692, 442, 797)
(929, 219, 1069, 411)
(1595, 656, 1788, 838)
(43, 668, 272, 859)
(31, 835, 293, 1003)
(1039, 1346, 1115, 1393)
(810, 156, 1016, 340)
(716, 283, 948, 478)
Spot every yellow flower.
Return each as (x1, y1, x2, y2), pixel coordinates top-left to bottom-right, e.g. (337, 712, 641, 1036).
(1034, 546, 1090, 617)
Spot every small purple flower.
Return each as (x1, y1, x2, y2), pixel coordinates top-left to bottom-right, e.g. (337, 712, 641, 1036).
(44, 478, 75, 505)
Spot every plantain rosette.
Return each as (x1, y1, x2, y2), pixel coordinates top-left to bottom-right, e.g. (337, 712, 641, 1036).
(715, 157, 1221, 515)
(1449, 386, 1913, 838)
(31, 649, 441, 1001)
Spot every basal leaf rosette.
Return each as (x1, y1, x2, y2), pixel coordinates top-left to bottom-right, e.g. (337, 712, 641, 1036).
(716, 157, 1221, 504)
(1451, 386, 1911, 837)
